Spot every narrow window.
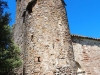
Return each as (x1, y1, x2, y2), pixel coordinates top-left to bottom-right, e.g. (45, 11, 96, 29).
(31, 35, 33, 41)
(75, 61, 85, 75)
(53, 43, 54, 49)
(38, 57, 41, 62)
(34, 57, 41, 62)
(22, 11, 26, 23)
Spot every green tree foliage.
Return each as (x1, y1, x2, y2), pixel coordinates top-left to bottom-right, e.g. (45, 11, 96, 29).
(0, 0, 22, 74)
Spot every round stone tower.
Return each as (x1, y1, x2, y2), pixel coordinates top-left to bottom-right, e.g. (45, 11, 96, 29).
(13, 0, 77, 75)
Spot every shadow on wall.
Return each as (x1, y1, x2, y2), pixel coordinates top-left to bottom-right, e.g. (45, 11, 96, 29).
(26, 0, 37, 14)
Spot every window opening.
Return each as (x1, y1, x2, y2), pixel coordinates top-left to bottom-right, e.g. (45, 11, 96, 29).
(38, 57, 41, 62)
(31, 35, 33, 41)
(22, 11, 26, 23)
(75, 61, 85, 75)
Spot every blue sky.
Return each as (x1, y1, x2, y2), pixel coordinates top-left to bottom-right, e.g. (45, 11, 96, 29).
(5, 0, 100, 38)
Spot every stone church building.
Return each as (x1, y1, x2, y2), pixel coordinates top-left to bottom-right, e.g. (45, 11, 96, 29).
(13, 0, 100, 75)
(71, 35, 100, 75)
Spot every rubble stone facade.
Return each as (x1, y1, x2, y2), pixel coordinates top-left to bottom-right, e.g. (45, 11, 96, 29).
(13, 0, 100, 75)
(13, 0, 76, 75)
(72, 35, 100, 75)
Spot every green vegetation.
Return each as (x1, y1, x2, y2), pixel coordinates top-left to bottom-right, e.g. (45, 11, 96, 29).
(0, 0, 22, 75)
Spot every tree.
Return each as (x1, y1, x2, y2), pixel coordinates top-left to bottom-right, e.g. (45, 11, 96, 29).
(0, 0, 22, 75)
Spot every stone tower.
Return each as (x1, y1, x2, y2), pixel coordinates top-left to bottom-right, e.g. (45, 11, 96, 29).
(13, 0, 76, 75)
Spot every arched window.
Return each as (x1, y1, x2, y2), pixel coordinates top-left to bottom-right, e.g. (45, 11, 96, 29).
(75, 61, 85, 75)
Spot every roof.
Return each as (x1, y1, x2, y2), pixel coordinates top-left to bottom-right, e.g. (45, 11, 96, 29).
(71, 34, 100, 41)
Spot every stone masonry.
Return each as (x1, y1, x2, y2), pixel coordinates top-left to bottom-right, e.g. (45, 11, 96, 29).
(13, 0, 77, 75)
(72, 35, 100, 75)
(13, 0, 100, 75)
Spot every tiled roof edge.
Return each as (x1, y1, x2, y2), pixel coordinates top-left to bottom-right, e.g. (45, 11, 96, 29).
(71, 34, 100, 41)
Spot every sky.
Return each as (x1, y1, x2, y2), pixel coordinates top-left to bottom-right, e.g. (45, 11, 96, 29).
(5, 0, 100, 38)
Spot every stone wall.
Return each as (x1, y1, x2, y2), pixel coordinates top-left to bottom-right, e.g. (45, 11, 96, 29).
(13, 1, 100, 75)
(72, 35, 100, 75)
(13, 0, 76, 75)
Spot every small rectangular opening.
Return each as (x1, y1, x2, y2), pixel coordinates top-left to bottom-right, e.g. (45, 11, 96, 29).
(38, 57, 41, 62)
(31, 35, 33, 42)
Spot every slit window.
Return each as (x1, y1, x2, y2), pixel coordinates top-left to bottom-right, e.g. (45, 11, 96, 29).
(31, 35, 33, 41)
(22, 11, 26, 23)
(38, 57, 41, 62)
